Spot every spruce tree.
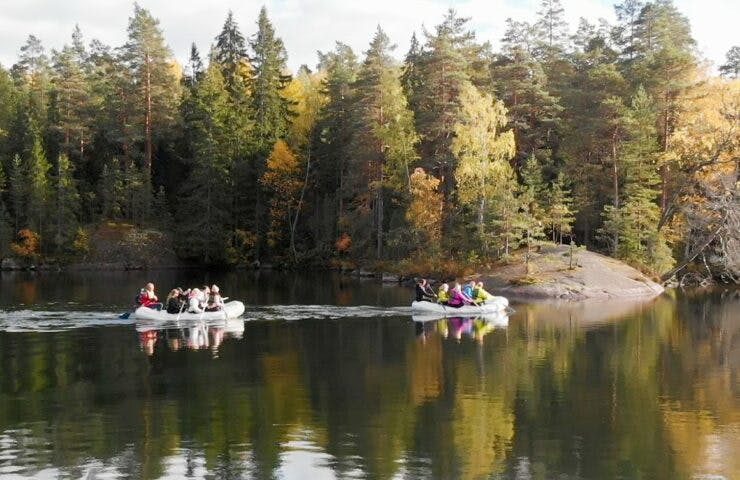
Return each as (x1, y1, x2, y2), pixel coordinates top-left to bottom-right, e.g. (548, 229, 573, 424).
(25, 125, 52, 238)
(177, 63, 233, 263)
(248, 7, 293, 257)
(346, 27, 418, 259)
(99, 158, 123, 220)
(214, 11, 249, 93)
(313, 43, 358, 247)
(250, 6, 292, 151)
(53, 153, 80, 252)
(0, 163, 11, 256)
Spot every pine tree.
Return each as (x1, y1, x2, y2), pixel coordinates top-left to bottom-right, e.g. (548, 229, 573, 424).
(451, 81, 516, 251)
(121, 3, 180, 176)
(493, 46, 562, 163)
(412, 12, 470, 177)
(53, 153, 80, 252)
(719, 46, 740, 79)
(534, 0, 569, 55)
(599, 87, 673, 272)
(519, 154, 548, 222)
(15, 35, 51, 124)
(547, 171, 576, 243)
(50, 41, 92, 162)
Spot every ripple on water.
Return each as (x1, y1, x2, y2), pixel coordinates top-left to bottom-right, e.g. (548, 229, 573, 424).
(0, 310, 128, 332)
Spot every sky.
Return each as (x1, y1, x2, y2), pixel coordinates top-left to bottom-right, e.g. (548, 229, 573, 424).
(0, 0, 736, 74)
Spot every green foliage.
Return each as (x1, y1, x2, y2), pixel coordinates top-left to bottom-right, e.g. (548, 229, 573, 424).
(53, 153, 80, 253)
(451, 81, 515, 249)
(0, 1, 727, 279)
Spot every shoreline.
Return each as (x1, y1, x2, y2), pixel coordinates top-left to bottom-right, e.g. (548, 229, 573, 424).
(2, 244, 666, 301)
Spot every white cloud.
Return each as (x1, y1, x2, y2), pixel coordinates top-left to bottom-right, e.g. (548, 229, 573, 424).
(0, 0, 735, 73)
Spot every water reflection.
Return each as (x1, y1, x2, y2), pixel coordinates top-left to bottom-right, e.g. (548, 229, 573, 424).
(136, 318, 245, 357)
(0, 284, 737, 479)
(414, 314, 509, 344)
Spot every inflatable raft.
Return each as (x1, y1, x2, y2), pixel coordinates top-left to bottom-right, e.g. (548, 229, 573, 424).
(132, 301, 245, 321)
(411, 296, 508, 315)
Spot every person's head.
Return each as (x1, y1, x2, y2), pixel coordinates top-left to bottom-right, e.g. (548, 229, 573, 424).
(211, 285, 220, 293)
(146, 282, 154, 292)
(203, 286, 211, 294)
(453, 282, 461, 291)
(476, 281, 484, 288)
(169, 288, 179, 297)
(189, 288, 200, 298)
(440, 283, 449, 292)
(468, 280, 476, 287)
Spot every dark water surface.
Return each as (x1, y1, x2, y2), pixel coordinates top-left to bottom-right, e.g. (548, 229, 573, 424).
(0, 271, 737, 479)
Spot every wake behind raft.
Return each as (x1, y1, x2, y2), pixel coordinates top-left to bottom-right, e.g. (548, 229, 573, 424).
(411, 296, 509, 316)
(132, 301, 246, 321)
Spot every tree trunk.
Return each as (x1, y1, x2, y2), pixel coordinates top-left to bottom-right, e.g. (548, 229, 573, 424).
(290, 148, 311, 258)
(144, 51, 153, 175)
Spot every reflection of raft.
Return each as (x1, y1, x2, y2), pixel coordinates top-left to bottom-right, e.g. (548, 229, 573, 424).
(132, 301, 245, 321)
(412, 312, 509, 327)
(411, 297, 508, 315)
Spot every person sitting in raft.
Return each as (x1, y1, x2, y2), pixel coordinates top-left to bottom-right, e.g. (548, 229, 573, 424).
(188, 288, 205, 314)
(206, 284, 225, 311)
(165, 288, 185, 314)
(462, 280, 476, 300)
(447, 283, 468, 308)
(138, 282, 163, 310)
(415, 279, 437, 302)
(437, 283, 450, 305)
(472, 281, 492, 303)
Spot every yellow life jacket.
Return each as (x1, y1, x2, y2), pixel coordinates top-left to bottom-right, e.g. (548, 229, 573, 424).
(475, 288, 490, 302)
(438, 289, 449, 302)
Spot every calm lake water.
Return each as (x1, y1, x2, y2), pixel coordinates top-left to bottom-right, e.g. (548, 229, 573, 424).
(0, 270, 738, 479)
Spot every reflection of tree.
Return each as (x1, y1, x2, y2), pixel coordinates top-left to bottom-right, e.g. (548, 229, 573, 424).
(1, 293, 738, 479)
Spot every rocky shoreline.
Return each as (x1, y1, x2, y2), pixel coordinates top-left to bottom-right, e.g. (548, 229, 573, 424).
(2, 243, 664, 301)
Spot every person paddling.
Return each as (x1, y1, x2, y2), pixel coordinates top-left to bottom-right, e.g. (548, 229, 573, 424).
(138, 283, 163, 311)
(415, 279, 436, 302)
(447, 283, 467, 308)
(165, 289, 184, 314)
(473, 281, 492, 303)
(188, 288, 205, 313)
(437, 283, 450, 305)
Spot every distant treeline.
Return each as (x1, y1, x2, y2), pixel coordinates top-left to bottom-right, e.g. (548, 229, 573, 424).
(0, 1, 737, 280)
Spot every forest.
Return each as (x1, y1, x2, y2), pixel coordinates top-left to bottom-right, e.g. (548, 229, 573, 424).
(0, 0, 737, 282)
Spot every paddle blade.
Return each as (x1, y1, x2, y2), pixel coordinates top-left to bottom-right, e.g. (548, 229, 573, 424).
(119, 312, 131, 320)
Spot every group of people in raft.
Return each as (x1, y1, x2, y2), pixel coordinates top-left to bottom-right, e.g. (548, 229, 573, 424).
(136, 282, 227, 314)
(415, 278, 493, 307)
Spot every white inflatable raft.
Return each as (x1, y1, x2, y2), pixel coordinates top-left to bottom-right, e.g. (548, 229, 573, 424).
(132, 301, 245, 321)
(411, 296, 508, 315)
